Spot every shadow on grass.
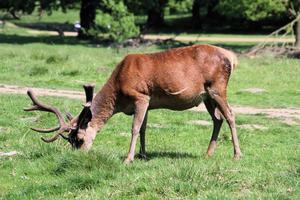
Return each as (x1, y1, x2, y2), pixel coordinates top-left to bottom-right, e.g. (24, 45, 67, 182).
(0, 33, 253, 53)
(15, 22, 74, 32)
(0, 33, 91, 45)
(138, 151, 198, 160)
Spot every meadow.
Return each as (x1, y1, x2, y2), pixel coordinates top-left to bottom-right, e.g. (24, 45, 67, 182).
(0, 13, 300, 199)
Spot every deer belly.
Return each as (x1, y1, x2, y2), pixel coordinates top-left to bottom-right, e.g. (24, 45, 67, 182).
(149, 91, 207, 111)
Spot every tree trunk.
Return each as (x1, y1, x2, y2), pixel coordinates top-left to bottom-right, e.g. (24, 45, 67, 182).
(192, 0, 201, 29)
(78, 0, 97, 39)
(294, 19, 300, 48)
(147, 9, 164, 28)
(207, 0, 219, 18)
(146, 0, 165, 28)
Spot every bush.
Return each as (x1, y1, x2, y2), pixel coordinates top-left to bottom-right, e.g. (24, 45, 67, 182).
(96, 0, 140, 43)
(166, 0, 193, 15)
(216, 0, 287, 22)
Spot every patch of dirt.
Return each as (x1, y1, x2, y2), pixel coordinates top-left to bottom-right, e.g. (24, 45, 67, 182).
(246, 47, 300, 58)
(118, 132, 129, 137)
(187, 121, 269, 130)
(1, 84, 299, 126)
(187, 120, 212, 126)
(192, 104, 300, 126)
(280, 118, 300, 126)
(148, 123, 168, 129)
(19, 117, 39, 123)
(238, 124, 268, 130)
(96, 66, 111, 73)
(143, 35, 294, 43)
(239, 88, 266, 94)
(0, 84, 84, 100)
(27, 29, 77, 37)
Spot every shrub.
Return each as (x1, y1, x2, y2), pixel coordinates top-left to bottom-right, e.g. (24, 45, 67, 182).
(96, 0, 140, 43)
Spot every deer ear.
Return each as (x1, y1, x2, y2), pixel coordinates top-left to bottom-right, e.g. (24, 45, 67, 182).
(76, 84, 95, 129)
(83, 84, 95, 103)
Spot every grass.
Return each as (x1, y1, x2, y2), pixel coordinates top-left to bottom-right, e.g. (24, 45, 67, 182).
(0, 31, 300, 108)
(0, 12, 300, 199)
(0, 94, 299, 199)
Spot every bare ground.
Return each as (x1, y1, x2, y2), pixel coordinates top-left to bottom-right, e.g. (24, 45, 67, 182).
(143, 35, 294, 43)
(1, 84, 299, 125)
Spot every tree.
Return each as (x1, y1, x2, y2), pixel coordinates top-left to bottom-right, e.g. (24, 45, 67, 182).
(216, 0, 286, 22)
(191, 0, 219, 28)
(78, 0, 98, 39)
(124, 0, 167, 29)
(145, 0, 167, 28)
(192, 0, 201, 28)
(217, 0, 300, 48)
(0, 0, 36, 19)
(289, 0, 300, 48)
(96, 0, 140, 43)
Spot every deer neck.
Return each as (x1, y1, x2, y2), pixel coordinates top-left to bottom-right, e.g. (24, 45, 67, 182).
(89, 78, 118, 131)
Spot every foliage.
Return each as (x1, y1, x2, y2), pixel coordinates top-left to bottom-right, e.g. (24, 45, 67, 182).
(96, 0, 139, 43)
(216, 0, 287, 22)
(0, 0, 36, 16)
(166, 0, 193, 14)
(0, 0, 77, 17)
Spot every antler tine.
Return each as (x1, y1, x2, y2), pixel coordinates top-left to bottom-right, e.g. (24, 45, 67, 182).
(24, 89, 71, 137)
(41, 133, 61, 143)
(41, 132, 69, 143)
(66, 112, 73, 122)
(31, 127, 60, 133)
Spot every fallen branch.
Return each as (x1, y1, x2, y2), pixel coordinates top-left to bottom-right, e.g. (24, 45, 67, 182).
(246, 15, 300, 57)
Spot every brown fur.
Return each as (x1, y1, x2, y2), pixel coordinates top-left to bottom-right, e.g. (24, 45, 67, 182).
(79, 44, 241, 163)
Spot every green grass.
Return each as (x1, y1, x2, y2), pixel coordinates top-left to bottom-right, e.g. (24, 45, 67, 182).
(1, 9, 80, 29)
(0, 15, 300, 199)
(0, 33, 300, 108)
(0, 94, 299, 199)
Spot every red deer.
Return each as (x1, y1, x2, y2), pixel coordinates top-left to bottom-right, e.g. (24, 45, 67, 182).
(24, 44, 241, 163)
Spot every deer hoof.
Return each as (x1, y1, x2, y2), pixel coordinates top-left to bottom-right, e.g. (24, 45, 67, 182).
(123, 158, 133, 165)
(137, 153, 148, 160)
(233, 153, 242, 160)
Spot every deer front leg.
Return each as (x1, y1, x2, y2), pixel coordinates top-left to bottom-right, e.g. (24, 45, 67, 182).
(139, 111, 148, 159)
(124, 98, 149, 164)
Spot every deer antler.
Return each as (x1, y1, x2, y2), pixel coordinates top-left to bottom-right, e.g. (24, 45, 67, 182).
(24, 89, 71, 142)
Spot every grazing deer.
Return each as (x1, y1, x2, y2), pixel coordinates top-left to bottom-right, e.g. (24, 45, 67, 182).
(24, 44, 241, 163)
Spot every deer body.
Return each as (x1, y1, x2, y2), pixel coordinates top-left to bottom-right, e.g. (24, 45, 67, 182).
(86, 44, 240, 163)
(25, 44, 241, 163)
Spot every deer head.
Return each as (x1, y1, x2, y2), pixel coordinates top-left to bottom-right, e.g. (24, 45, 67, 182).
(24, 84, 94, 149)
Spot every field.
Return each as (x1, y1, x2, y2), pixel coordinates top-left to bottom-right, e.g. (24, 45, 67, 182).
(0, 13, 300, 199)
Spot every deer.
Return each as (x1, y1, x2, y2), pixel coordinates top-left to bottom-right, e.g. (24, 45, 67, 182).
(24, 44, 241, 164)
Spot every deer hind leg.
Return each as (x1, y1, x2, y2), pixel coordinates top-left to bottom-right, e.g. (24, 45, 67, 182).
(206, 87, 241, 159)
(124, 97, 149, 164)
(204, 97, 223, 157)
(138, 111, 148, 159)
